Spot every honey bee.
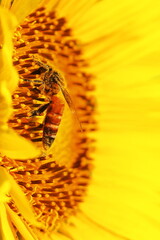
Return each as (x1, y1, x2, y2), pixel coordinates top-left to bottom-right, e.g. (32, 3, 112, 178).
(26, 58, 81, 150)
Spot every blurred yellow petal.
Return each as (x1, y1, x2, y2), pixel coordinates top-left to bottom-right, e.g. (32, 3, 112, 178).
(43, 0, 97, 19)
(0, 7, 18, 119)
(0, 176, 15, 240)
(0, 0, 12, 9)
(0, 202, 15, 240)
(0, 167, 41, 228)
(60, 214, 129, 240)
(6, 206, 39, 240)
(75, 0, 160, 74)
(10, 0, 43, 23)
(0, 127, 40, 159)
(80, 131, 160, 240)
(0, 6, 17, 45)
(53, 234, 71, 240)
(0, 167, 41, 240)
(1, 0, 43, 24)
(76, 1, 160, 239)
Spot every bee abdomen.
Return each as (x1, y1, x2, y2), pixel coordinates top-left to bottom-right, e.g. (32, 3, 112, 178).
(43, 96, 64, 150)
(45, 113, 62, 125)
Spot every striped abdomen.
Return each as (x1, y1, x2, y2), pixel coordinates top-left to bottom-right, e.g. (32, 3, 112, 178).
(43, 95, 64, 150)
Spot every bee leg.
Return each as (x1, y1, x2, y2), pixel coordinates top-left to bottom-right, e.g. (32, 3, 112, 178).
(38, 83, 46, 95)
(30, 103, 50, 117)
(21, 78, 43, 84)
(30, 87, 41, 94)
(32, 56, 50, 71)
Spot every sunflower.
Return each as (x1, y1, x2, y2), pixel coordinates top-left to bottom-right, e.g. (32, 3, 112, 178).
(0, 0, 160, 240)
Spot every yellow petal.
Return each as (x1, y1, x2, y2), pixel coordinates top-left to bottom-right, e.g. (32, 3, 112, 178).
(0, 202, 15, 240)
(74, 0, 160, 74)
(0, 0, 13, 9)
(0, 6, 17, 45)
(81, 131, 160, 240)
(0, 7, 19, 123)
(0, 171, 15, 240)
(10, 0, 43, 23)
(60, 214, 126, 240)
(50, 0, 160, 239)
(6, 206, 39, 240)
(0, 172, 10, 196)
(78, 1, 160, 239)
(51, 232, 71, 240)
(0, 127, 40, 159)
(0, 81, 13, 124)
(43, 0, 97, 20)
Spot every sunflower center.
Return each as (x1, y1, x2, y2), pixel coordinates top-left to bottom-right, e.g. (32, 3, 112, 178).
(1, 6, 95, 233)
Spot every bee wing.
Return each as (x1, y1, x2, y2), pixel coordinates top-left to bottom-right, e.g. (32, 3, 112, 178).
(59, 86, 83, 132)
(60, 87, 74, 111)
